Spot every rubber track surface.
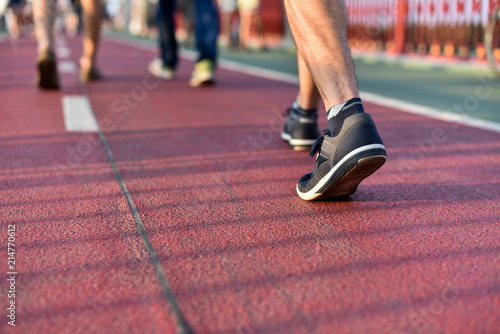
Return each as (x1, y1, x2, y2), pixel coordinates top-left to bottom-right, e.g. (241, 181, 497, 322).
(1, 35, 499, 333)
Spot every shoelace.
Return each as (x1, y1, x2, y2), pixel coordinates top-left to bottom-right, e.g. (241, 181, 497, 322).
(309, 129, 330, 157)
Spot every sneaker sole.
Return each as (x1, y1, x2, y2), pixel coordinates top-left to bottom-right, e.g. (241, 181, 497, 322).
(148, 63, 175, 80)
(281, 132, 317, 151)
(297, 144, 386, 201)
(189, 73, 216, 87)
(37, 58, 59, 89)
(190, 79, 215, 87)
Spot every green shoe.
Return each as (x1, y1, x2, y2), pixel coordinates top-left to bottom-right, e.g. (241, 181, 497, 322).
(189, 59, 215, 87)
(36, 49, 59, 89)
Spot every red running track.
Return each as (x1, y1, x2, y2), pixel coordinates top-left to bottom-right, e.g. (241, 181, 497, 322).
(0, 34, 499, 334)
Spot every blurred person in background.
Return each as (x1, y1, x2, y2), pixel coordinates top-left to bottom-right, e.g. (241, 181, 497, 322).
(65, 0, 82, 37)
(34, 0, 103, 88)
(148, 0, 218, 87)
(2, 0, 26, 40)
(175, 0, 194, 44)
(143, 0, 158, 38)
(237, 0, 263, 50)
(217, 0, 237, 48)
(129, 0, 149, 36)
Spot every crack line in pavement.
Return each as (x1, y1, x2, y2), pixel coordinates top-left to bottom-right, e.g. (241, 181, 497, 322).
(96, 129, 192, 334)
(68, 39, 192, 333)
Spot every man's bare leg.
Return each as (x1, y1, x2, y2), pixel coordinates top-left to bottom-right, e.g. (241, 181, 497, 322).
(79, 0, 102, 80)
(284, 0, 386, 201)
(33, 0, 59, 88)
(238, 10, 253, 50)
(284, 0, 358, 109)
(33, 0, 57, 54)
(281, 52, 322, 151)
(296, 52, 322, 110)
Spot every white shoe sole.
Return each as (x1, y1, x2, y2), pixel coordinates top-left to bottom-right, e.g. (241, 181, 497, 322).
(296, 144, 386, 201)
(281, 132, 317, 150)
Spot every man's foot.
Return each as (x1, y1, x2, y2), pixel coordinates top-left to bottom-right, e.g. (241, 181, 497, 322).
(80, 67, 103, 83)
(189, 59, 215, 87)
(281, 102, 321, 151)
(79, 57, 103, 83)
(296, 112, 386, 201)
(148, 58, 175, 80)
(36, 50, 59, 89)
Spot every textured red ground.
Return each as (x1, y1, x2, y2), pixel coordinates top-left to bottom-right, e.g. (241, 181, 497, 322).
(1, 34, 499, 334)
(0, 37, 177, 333)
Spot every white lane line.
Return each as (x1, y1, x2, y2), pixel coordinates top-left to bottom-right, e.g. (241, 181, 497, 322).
(181, 48, 300, 85)
(62, 96, 99, 132)
(219, 57, 299, 85)
(59, 60, 77, 73)
(359, 92, 500, 133)
(55, 37, 67, 47)
(105, 35, 500, 133)
(56, 46, 71, 58)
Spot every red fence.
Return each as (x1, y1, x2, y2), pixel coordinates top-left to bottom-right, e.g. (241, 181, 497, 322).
(346, 0, 500, 58)
(224, 0, 498, 58)
(260, 0, 285, 40)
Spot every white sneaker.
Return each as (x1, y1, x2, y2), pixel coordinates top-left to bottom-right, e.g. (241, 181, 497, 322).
(148, 58, 175, 80)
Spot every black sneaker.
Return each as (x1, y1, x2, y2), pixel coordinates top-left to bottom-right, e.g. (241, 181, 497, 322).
(281, 103, 321, 151)
(296, 112, 386, 200)
(36, 49, 59, 89)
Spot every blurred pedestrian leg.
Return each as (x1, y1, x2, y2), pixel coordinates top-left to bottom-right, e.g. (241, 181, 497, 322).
(149, 0, 218, 86)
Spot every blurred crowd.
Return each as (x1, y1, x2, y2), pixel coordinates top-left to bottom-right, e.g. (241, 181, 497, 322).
(0, 0, 269, 51)
(118, 0, 266, 50)
(1, 0, 110, 40)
